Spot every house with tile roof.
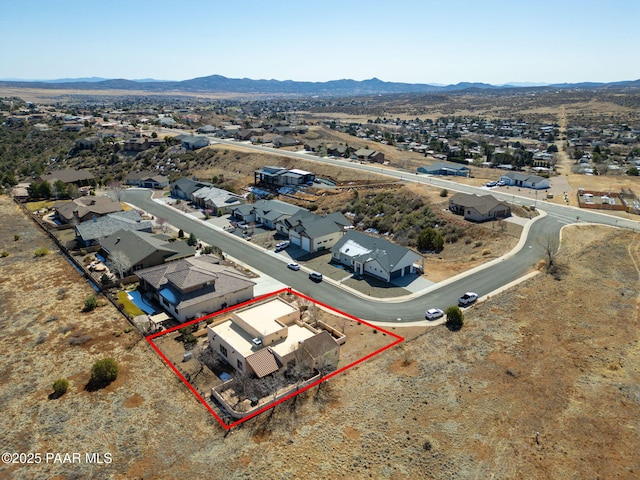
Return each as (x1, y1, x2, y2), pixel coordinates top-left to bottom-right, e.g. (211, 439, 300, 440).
(99, 229, 196, 276)
(37, 168, 95, 186)
(448, 193, 511, 222)
(74, 210, 153, 247)
(330, 230, 423, 282)
(54, 195, 123, 224)
(207, 297, 340, 378)
(136, 255, 255, 323)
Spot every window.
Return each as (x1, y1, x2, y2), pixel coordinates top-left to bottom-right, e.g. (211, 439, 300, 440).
(237, 359, 243, 371)
(220, 345, 228, 357)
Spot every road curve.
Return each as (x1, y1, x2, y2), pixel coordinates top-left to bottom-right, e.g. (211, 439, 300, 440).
(123, 189, 563, 323)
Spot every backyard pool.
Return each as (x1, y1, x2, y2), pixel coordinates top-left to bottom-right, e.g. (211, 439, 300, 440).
(127, 289, 159, 315)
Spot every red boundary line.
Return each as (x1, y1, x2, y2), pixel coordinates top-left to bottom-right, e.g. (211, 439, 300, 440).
(145, 287, 404, 430)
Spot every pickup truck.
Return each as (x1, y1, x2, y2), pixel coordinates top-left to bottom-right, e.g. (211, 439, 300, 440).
(458, 292, 478, 306)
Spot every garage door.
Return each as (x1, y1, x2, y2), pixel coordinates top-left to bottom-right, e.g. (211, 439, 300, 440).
(301, 237, 311, 252)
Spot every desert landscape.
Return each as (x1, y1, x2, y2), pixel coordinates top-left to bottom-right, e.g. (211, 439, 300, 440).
(1, 181, 639, 478)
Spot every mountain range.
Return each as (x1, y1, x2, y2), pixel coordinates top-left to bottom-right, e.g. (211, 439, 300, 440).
(1, 75, 639, 96)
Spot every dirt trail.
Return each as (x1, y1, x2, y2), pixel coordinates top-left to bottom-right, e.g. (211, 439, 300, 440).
(555, 105, 572, 174)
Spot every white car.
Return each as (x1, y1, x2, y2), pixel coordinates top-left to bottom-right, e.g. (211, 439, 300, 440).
(425, 308, 444, 320)
(275, 241, 290, 251)
(458, 292, 478, 306)
(287, 262, 300, 271)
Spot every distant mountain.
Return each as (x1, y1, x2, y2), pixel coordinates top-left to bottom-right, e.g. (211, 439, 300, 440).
(0, 74, 638, 97)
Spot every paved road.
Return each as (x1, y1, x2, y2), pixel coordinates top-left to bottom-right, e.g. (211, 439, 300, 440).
(124, 189, 559, 323)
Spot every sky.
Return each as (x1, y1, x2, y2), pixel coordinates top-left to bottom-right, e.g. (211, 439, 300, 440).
(1, 0, 639, 85)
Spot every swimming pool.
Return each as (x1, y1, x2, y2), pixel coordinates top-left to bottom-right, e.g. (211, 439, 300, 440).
(126, 289, 158, 315)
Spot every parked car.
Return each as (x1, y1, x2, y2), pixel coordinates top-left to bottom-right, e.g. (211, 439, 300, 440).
(497, 180, 506, 187)
(425, 308, 444, 320)
(275, 241, 290, 251)
(486, 181, 497, 187)
(308, 271, 323, 282)
(287, 262, 300, 271)
(458, 292, 478, 306)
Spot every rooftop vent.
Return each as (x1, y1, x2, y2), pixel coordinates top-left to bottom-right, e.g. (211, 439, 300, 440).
(251, 337, 263, 346)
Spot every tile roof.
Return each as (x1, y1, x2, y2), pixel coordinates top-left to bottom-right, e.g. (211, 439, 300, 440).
(302, 330, 339, 359)
(449, 193, 509, 215)
(56, 196, 123, 222)
(246, 348, 282, 378)
(75, 210, 153, 242)
(99, 229, 195, 267)
(39, 168, 95, 184)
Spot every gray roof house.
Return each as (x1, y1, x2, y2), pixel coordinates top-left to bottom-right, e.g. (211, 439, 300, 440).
(231, 199, 307, 229)
(254, 166, 315, 187)
(354, 148, 385, 163)
(75, 210, 153, 247)
(190, 186, 245, 214)
(170, 177, 214, 200)
(180, 135, 210, 150)
(136, 255, 255, 323)
(277, 211, 352, 253)
(498, 171, 551, 190)
(99, 229, 196, 276)
(124, 171, 169, 189)
(448, 193, 511, 222)
(37, 168, 95, 186)
(330, 230, 423, 282)
(417, 162, 471, 177)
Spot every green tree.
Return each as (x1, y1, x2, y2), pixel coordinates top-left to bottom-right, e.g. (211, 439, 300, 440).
(187, 232, 197, 246)
(83, 295, 98, 312)
(53, 179, 68, 199)
(89, 358, 119, 389)
(546, 144, 558, 153)
(445, 306, 464, 331)
(178, 228, 184, 238)
(52, 378, 69, 398)
(418, 228, 444, 251)
(27, 180, 53, 199)
(627, 166, 639, 176)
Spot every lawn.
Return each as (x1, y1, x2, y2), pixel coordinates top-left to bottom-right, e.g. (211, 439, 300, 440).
(26, 200, 57, 211)
(116, 290, 145, 317)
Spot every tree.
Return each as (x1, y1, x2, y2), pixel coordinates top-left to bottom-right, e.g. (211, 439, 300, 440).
(27, 180, 53, 199)
(187, 232, 197, 246)
(52, 378, 69, 398)
(89, 358, 119, 389)
(445, 306, 464, 331)
(178, 228, 184, 238)
(100, 273, 112, 286)
(418, 227, 444, 251)
(83, 295, 98, 312)
(109, 251, 131, 278)
(627, 166, 639, 176)
(53, 180, 68, 199)
(107, 181, 124, 202)
(547, 144, 558, 153)
(156, 216, 167, 232)
(537, 233, 560, 272)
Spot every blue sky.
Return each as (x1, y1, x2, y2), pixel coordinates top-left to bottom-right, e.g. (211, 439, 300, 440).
(1, 0, 638, 84)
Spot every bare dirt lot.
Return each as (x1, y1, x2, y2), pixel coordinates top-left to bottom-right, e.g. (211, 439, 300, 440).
(1, 194, 639, 479)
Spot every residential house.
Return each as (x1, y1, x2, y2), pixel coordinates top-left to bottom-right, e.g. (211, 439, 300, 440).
(327, 145, 348, 157)
(498, 171, 551, 190)
(254, 166, 315, 187)
(277, 210, 352, 253)
(231, 199, 306, 229)
(124, 171, 170, 189)
(99, 229, 196, 276)
(136, 255, 255, 323)
(197, 125, 218, 134)
(272, 136, 299, 148)
(37, 168, 95, 187)
(354, 148, 385, 163)
(207, 297, 339, 378)
(75, 210, 153, 247)
(448, 193, 511, 222)
(190, 186, 245, 215)
(170, 177, 214, 200)
(180, 135, 210, 150)
(330, 230, 423, 282)
(417, 162, 471, 177)
(54, 196, 123, 225)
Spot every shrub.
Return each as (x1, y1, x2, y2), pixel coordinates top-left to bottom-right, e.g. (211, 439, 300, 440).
(445, 306, 464, 331)
(187, 232, 197, 246)
(481, 248, 492, 256)
(52, 378, 69, 398)
(89, 358, 119, 389)
(100, 273, 112, 286)
(178, 229, 184, 238)
(83, 295, 98, 312)
(1, 251, 9, 258)
(439, 189, 449, 197)
(14, 234, 20, 241)
(34, 247, 49, 257)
